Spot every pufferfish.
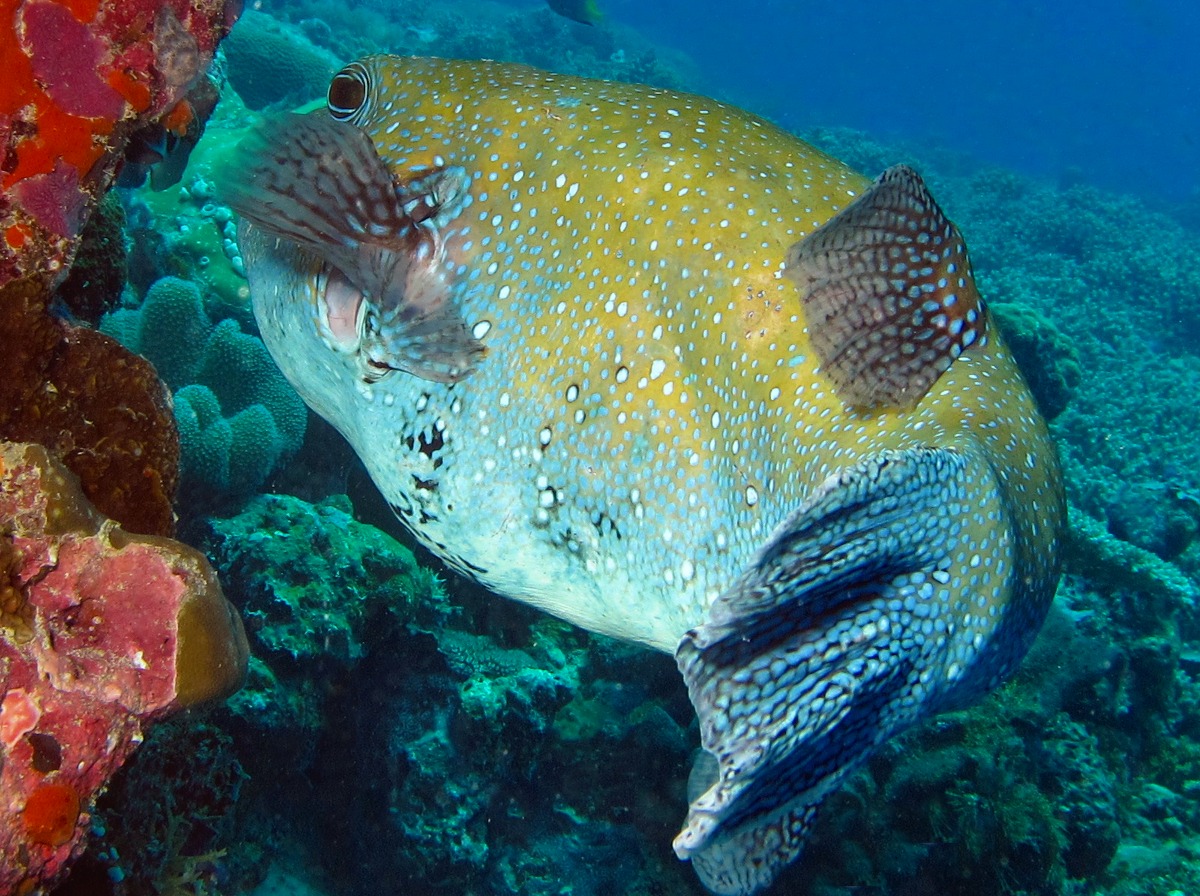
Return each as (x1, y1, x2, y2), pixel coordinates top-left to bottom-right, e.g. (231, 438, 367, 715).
(225, 55, 1064, 895)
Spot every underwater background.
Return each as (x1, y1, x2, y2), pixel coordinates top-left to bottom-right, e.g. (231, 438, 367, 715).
(4, 0, 1200, 894)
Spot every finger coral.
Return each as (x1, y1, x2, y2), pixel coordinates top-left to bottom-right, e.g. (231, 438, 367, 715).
(102, 276, 307, 500)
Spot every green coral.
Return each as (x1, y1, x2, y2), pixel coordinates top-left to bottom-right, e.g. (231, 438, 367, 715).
(124, 97, 257, 326)
(990, 301, 1082, 419)
(199, 492, 448, 740)
(196, 319, 306, 451)
(222, 10, 341, 110)
(204, 492, 447, 665)
(101, 277, 307, 498)
(176, 387, 283, 496)
(106, 276, 211, 389)
(1064, 506, 1197, 607)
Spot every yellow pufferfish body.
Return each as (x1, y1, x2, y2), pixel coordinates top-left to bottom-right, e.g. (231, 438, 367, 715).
(227, 56, 1063, 896)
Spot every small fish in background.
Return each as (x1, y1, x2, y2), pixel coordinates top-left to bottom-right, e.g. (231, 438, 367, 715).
(118, 74, 220, 190)
(547, 0, 602, 26)
(225, 56, 1065, 896)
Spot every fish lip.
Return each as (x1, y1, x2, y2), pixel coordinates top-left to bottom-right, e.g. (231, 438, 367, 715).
(313, 263, 412, 383)
(314, 262, 365, 354)
(400, 191, 437, 224)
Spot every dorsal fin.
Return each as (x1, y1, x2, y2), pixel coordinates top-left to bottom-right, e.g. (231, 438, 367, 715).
(785, 165, 987, 410)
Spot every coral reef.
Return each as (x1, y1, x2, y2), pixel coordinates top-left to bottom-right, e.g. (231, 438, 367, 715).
(0, 6, 253, 890)
(203, 492, 445, 670)
(95, 490, 695, 895)
(0, 441, 248, 894)
(89, 719, 249, 896)
(197, 493, 449, 765)
(121, 104, 256, 327)
(50, 191, 127, 324)
(222, 10, 342, 110)
(10, 10, 1194, 893)
(1065, 504, 1197, 608)
(295, 603, 694, 896)
(102, 276, 307, 500)
(1105, 481, 1200, 561)
(271, 0, 698, 90)
(0, 276, 179, 537)
(990, 301, 1081, 420)
(0, 0, 240, 287)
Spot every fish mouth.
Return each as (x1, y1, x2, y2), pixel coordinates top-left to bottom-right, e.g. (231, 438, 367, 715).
(312, 239, 482, 385)
(315, 262, 365, 353)
(313, 263, 404, 382)
(226, 111, 482, 386)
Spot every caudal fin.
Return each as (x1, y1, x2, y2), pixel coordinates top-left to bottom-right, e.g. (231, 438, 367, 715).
(675, 447, 1008, 895)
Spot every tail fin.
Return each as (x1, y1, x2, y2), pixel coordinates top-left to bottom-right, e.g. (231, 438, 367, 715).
(675, 447, 1004, 895)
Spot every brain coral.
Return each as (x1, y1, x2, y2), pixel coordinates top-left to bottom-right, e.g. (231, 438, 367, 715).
(102, 276, 307, 498)
(222, 10, 342, 110)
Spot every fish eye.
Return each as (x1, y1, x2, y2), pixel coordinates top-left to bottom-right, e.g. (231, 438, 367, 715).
(328, 63, 370, 122)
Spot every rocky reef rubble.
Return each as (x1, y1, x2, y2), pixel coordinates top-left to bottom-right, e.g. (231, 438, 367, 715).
(0, 442, 247, 893)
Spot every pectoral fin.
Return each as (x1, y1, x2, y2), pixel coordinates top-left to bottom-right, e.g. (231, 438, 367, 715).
(675, 447, 992, 896)
(223, 113, 483, 384)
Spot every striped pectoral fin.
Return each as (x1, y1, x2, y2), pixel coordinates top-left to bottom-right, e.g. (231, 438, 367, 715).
(223, 113, 483, 384)
(675, 447, 978, 896)
(786, 165, 987, 410)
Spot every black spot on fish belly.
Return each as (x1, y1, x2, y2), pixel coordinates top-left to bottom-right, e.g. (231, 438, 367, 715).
(418, 429, 445, 462)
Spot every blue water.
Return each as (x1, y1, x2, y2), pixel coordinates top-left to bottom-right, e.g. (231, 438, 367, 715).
(561, 0, 1200, 203)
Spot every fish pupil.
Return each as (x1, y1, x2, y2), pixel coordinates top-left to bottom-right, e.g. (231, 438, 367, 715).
(327, 69, 367, 121)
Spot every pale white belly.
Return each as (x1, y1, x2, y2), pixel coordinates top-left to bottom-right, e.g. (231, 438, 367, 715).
(340, 375, 762, 654)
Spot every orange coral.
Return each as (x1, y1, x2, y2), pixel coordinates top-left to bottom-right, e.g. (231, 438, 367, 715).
(5, 224, 31, 250)
(1, 0, 239, 285)
(22, 782, 81, 848)
(2, 101, 112, 189)
(107, 68, 153, 114)
(61, 0, 100, 23)
(162, 97, 196, 136)
(0, 0, 34, 117)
